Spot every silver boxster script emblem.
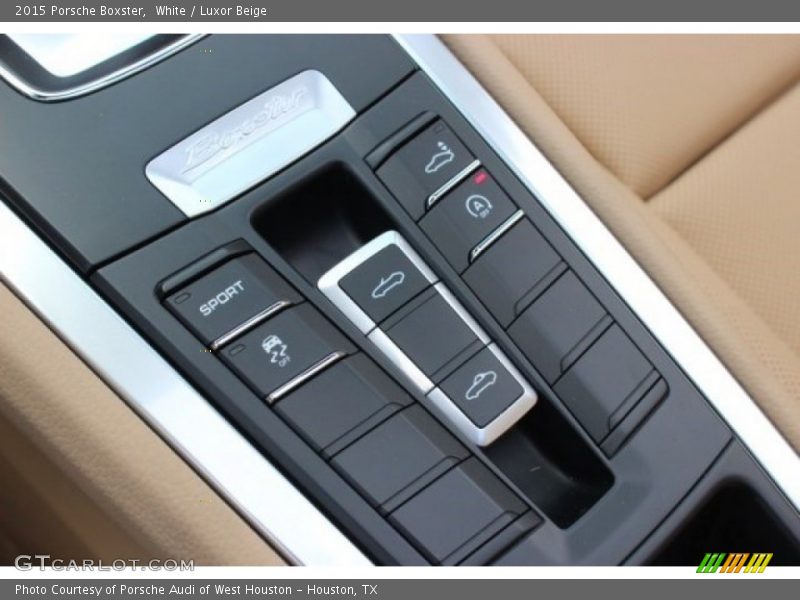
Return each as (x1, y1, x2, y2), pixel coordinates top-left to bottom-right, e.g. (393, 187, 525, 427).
(182, 87, 308, 175)
(145, 70, 355, 218)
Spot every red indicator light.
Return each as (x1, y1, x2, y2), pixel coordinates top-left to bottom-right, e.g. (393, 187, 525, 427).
(473, 171, 488, 185)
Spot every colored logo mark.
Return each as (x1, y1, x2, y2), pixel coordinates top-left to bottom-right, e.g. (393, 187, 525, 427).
(696, 552, 773, 573)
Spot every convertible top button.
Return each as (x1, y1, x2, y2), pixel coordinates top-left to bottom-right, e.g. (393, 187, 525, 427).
(377, 120, 474, 220)
(339, 244, 432, 327)
(439, 345, 524, 428)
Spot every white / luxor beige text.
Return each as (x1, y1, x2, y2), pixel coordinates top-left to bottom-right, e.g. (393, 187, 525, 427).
(155, 5, 269, 17)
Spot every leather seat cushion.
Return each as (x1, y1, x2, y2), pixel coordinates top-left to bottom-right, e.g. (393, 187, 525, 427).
(488, 34, 800, 198)
(650, 83, 800, 358)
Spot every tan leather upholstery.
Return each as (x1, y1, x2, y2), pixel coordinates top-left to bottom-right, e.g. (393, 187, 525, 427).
(488, 35, 800, 198)
(0, 283, 285, 565)
(0, 412, 149, 563)
(443, 34, 800, 451)
(650, 84, 800, 358)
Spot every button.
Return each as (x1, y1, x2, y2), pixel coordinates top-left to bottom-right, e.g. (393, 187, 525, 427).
(377, 120, 474, 220)
(555, 325, 655, 443)
(440, 347, 525, 428)
(165, 254, 301, 346)
(420, 169, 517, 273)
(389, 458, 529, 565)
(331, 406, 468, 513)
(339, 244, 432, 326)
(463, 220, 562, 327)
(274, 354, 412, 457)
(220, 304, 353, 399)
(508, 271, 608, 384)
(601, 378, 668, 457)
(384, 287, 484, 383)
(459, 512, 541, 566)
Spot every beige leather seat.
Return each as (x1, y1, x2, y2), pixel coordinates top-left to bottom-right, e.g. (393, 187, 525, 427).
(444, 35, 800, 451)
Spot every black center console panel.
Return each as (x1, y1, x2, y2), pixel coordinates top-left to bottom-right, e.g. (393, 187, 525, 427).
(2, 34, 798, 565)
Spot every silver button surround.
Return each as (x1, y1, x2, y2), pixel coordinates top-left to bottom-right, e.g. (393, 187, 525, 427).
(469, 209, 525, 263)
(318, 231, 439, 335)
(426, 158, 482, 209)
(318, 230, 537, 446)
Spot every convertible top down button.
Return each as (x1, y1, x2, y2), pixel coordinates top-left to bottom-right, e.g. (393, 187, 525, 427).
(339, 243, 432, 327)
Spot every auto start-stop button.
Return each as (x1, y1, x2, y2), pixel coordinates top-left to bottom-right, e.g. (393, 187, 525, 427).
(165, 253, 301, 347)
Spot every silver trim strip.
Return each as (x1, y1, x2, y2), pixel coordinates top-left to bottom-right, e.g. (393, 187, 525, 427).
(395, 34, 800, 508)
(267, 351, 346, 404)
(0, 200, 370, 566)
(318, 230, 439, 335)
(0, 34, 204, 102)
(146, 70, 356, 218)
(433, 282, 491, 347)
(470, 209, 525, 263)
(428, 343, 537, 447)
(426, 158, 481, 209)
(319, 231, 535, 446)
(209, 299, 291, 351)
(368, 327, 434, 393)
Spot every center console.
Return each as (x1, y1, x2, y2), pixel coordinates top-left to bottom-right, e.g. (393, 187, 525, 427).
(1, 34, 798, 565)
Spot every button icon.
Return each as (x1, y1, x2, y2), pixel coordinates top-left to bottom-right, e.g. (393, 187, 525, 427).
(371, 271, 406, 299)
(424, 141, 455, 174)
(262, 334, 291, 368)
(465, 370, 498, 400)
(465, 194, 493, 219)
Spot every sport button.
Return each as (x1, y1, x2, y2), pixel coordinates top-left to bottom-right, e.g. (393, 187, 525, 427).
(165, 254, 301, 346)
(440, 346, 524, 428)
(340, 244, 432, 326)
